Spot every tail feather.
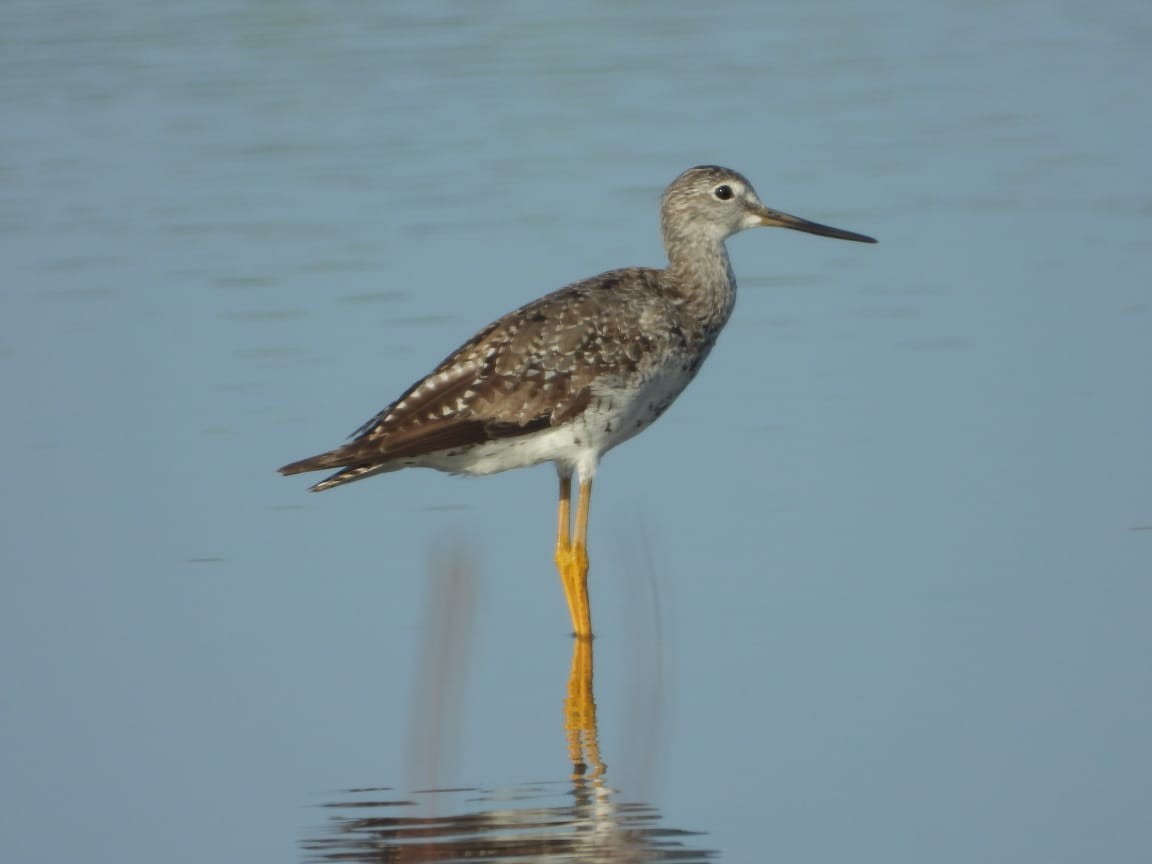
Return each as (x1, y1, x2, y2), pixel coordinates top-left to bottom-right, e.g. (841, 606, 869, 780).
(278, 448, 355, 476)
(279, 445, 394, 492)
(307, 463, 396, 492)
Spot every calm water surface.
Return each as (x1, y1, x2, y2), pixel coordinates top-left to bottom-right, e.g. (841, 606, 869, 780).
(3, 1, 1150, 862)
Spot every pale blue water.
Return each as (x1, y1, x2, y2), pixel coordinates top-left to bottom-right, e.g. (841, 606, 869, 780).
(3, 1, 1150, 862)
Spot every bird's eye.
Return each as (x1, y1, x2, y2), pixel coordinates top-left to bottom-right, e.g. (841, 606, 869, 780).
(713, 184, 734, 201)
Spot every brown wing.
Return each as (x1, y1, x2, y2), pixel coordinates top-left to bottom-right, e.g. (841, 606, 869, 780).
(320, 298, 595, 463)
(279, 268, 673, 486)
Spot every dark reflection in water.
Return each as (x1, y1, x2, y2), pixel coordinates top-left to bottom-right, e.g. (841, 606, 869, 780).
(301, 546, 715, 863)
(303, 779, 714, 862)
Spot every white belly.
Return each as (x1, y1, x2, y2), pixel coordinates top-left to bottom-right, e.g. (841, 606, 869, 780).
(416, 366, 698, 478)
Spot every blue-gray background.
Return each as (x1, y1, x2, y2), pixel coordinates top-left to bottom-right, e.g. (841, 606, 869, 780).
(2, 1, 1150, 861)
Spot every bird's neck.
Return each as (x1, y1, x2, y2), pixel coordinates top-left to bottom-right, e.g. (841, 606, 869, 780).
(664, 232, 738, 334)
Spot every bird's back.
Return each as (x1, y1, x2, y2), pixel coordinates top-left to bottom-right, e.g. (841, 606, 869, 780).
(280, 265, 716, 489)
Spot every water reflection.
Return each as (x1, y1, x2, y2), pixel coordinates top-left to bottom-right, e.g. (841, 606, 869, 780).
(303, 783, 711, 862)
(302, 552, 714, 863)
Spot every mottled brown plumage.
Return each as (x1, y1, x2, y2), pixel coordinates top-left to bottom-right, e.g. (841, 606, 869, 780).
(279, 267, 704, 490)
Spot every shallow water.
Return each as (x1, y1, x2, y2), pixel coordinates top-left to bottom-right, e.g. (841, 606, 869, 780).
(3, 1, 1151, 862)
(304, 783, 715, 864)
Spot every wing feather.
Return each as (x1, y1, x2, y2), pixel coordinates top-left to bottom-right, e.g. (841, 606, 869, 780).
(281, 268, 682, 487)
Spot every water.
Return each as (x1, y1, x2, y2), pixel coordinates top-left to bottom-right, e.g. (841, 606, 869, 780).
(3, 1, 1151, 862)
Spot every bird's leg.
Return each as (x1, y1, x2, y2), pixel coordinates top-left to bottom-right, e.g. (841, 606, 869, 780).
(554, 473, 593, 637)
(554, 473, 580, 631)
(569, 477, 593, 637)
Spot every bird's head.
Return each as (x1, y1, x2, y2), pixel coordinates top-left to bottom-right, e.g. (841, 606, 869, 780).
(661, 165, 876, 246)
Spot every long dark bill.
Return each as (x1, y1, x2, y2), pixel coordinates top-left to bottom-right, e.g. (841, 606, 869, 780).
(758, 208, 877, 244)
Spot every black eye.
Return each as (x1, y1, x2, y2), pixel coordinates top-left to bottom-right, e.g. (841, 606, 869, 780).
(713, 184, 734, 201)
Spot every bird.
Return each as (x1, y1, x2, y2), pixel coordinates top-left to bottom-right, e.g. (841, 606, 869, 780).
(279, 165, 876, 637)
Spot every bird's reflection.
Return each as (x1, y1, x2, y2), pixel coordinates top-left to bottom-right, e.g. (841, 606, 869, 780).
(302, 547, 714, 863)
(565, 635, 605, 782)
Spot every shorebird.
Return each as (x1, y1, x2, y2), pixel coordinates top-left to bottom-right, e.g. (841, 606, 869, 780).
(280, 165, 875, 637)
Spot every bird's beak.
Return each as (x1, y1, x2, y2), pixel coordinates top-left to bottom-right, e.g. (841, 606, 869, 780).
(755, 206, 877, 244)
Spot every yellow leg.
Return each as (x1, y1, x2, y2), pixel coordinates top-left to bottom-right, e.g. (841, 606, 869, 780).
(554, 474, 579, 630)
(556, 473, 572, 550)
(553, 474, 593, 637)
(571, 478, 592, 635)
